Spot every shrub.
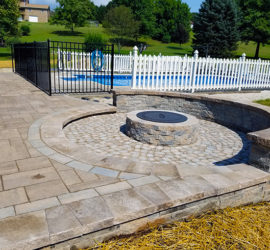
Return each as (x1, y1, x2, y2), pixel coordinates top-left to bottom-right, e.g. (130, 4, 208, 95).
(84, 32, 108, 52)
(20, 24, 30, 36)
(162, 33, 171, 43)
(5, 36, 21, 45)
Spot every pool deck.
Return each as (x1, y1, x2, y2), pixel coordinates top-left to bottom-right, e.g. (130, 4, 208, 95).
(0, 73, 269, 249)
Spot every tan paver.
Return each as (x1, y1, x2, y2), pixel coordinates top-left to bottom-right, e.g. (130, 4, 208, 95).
(0, 161, 18, 176)
(0, 129, 21, 139)
(0, 187, 28, 209)
(58, 169, 82, 186)
(16, 156, 53, 172)
(67, 196, 114, 233)
(46, 205, 83, 244)
(102, 189, 154, 223)
(0, 138, 29, 163)
(0, 211, 50, 249)
(2, 167, 60, 190)
(26, 180, 69, 202)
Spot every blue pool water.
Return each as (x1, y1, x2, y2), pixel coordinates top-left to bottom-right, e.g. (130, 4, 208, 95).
(62, 74, 132, 86)
(62, 74, 242, 87)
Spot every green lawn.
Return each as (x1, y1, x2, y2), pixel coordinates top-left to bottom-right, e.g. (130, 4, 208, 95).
(1, 22, 270, 64)
(254, 99, 270, 107)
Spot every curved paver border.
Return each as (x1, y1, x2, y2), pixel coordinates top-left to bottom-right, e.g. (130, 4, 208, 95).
(28, 105, 185, 180)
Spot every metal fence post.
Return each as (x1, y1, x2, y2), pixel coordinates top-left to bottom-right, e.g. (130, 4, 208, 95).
(132, 46, 138, 89)
(34, 41, 38, 86)
(47, 39, 52, 96)
(110, 44, 114, 90)
(11, 44, 14, 73)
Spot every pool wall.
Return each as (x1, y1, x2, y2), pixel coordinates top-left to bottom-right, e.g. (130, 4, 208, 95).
(113, 90, 270, 171)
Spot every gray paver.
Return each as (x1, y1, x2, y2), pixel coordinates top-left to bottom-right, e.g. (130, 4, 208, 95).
(15, 197, 60, 215)
(58, 188, 99, 204)
(0, 206, 15, 220)
(127, 175, 160, 187)
(66, 160, 93, 172)
(91, 167, 119, 178)
(95, 181, 131, 195)
(49, 153, 73, 164)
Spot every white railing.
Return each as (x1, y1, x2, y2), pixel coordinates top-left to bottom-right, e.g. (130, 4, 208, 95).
(131, 46, 270, 92)
(57, 50, 132, 73)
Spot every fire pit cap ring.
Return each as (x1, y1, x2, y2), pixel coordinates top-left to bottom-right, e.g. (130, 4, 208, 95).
(136, 110, 187, 123)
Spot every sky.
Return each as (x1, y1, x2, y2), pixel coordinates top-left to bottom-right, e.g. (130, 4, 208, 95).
(30, 0, 203, 12)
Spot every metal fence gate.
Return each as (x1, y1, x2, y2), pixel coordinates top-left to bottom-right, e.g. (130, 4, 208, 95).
(12, 40, 114, 95)
(12, 41, 51, 95)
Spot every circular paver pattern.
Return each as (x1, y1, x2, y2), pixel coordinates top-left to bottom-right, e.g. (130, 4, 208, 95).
(63, 113, 250, 167)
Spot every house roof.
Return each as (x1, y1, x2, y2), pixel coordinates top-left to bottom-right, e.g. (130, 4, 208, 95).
(19, 3, 50, 10)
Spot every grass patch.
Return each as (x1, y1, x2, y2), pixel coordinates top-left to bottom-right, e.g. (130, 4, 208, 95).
(86, 202, 270, 249)
(254, 99, 270, 107)
(1, 22, 270, 64)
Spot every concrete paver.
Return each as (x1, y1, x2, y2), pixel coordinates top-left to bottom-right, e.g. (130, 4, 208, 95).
(25, 179, 69, 202)
(0, 73, 269, 249)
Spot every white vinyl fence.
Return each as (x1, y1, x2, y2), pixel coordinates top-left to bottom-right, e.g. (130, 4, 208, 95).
(57, 50, 132, 73)
(131, 47, 270, 92)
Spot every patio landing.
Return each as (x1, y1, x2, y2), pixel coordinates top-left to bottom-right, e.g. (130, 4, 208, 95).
(0, 73, 269, 250)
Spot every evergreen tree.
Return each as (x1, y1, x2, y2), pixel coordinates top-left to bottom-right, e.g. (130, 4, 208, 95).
(238, 0, 270, 58)
(0, 0, 20, 47)
(193, 0, 240, 58)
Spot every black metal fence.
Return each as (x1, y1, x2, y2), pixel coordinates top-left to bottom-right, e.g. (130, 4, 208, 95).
(12, 40, 114, 95)
(12, 41, 51, 95)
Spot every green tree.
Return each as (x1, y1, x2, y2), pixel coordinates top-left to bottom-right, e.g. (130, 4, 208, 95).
(107, 0, 156, 37)
(154, 0, 191, 44)
(50, 0, 95, 32)
(238, 0, 270, 58)
(0, 0, 20, 47)
(103, 5, 140, 53)
(193, 0, 240, 57)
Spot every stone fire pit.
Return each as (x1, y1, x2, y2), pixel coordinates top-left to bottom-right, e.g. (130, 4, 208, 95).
(126, 110, 199, 146)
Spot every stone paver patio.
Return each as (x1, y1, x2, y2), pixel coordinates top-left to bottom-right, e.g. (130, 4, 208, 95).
(0, 73, 269, 250)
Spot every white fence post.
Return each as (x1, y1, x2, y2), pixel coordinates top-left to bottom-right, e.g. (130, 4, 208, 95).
(191, 50, 199, 93)
(238, 53, 246, 91)
(132, 46, 138, 89)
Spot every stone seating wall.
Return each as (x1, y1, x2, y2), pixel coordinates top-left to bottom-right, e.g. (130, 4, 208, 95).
(113, 90, 270, 172)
